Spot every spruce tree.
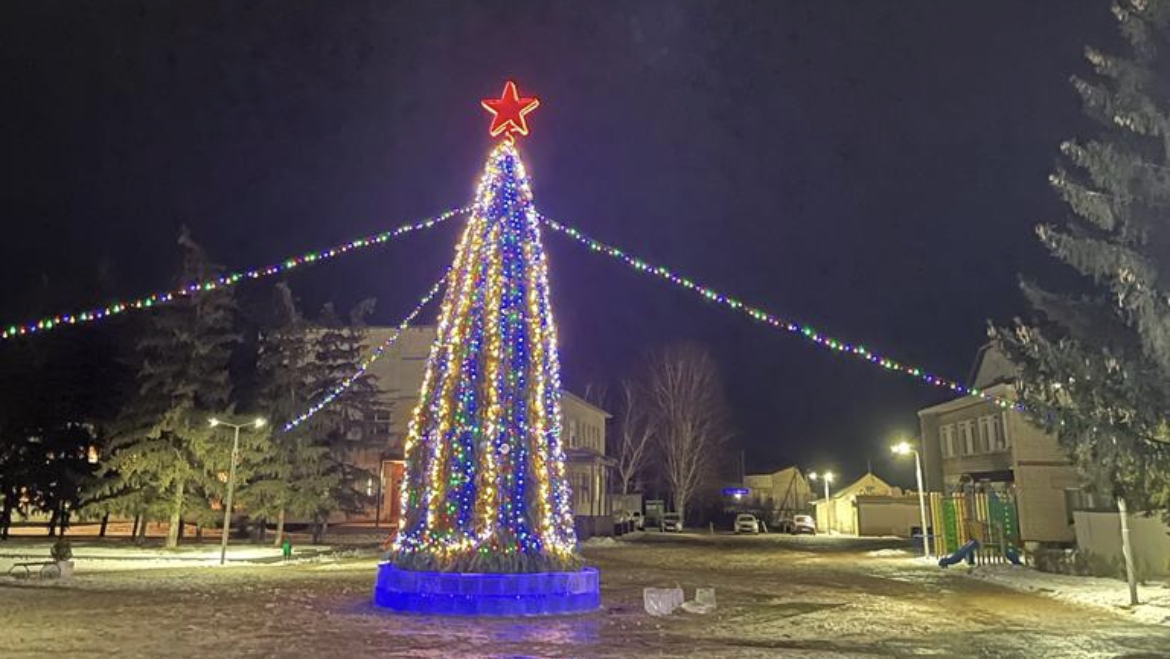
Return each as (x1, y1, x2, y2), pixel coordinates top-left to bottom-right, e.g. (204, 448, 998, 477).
(305, 300, 381, 532)
(994, 0, 1170, 515)
(246, 282, 340, 544)
(100, 228, 242, 547)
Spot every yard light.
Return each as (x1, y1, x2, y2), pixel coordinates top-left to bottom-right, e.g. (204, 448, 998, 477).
(209, 416, 267, 565)
(808, 470, 834, 533)
(891, 438, 930, 559)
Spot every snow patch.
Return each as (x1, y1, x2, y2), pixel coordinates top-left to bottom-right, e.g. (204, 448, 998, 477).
(581, 536, 621, 548)
(969, 565, 1170, 626)
(866, 548, 910, 558)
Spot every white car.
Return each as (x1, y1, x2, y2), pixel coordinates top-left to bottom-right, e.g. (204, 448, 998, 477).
(661, 512, 683, 532)
(734, 513, 760, 534)
(630, 511, 645, 531)
(792, 514, 816, 535)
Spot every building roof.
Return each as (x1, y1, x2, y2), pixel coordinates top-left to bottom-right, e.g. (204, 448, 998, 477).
(561, 390, 612, 419)
(819, 472, 898, 502)
(745, 465, 804, 480)
(917, 343, 1019, 417)
(917, 381, 1014, 416)
(968, 343, 1017, 389)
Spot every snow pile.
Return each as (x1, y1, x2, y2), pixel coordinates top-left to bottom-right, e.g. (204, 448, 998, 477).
(581, 536, 621, 549)
(970, 565, 1170, 626)
(866, 548, 910, 558)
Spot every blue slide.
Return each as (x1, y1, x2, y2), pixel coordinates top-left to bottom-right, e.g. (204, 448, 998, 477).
(938, 539, 980, 568)
(1003, 546, 1022, 566)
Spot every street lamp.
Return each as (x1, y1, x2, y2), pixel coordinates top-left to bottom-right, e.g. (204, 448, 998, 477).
(808, 471, 834, 533)
(892, 440, 930, 559)
(209, 416, 265, 566)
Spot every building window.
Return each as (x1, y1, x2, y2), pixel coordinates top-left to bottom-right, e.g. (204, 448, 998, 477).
(960, 421, 975, 455)
(978, 414, 1005, 452)
(940, 424, 956, 458)
(372, 407, 393, 437)
(978, 416, 991, 453)
(569, 419, 580, 448)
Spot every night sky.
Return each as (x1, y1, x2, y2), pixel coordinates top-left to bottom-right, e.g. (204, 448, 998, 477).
(1, 2, 1118, 487)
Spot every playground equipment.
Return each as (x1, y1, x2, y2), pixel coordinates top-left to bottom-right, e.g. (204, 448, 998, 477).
(938, 539, 980, 568)
(930, 489, 1023, 567)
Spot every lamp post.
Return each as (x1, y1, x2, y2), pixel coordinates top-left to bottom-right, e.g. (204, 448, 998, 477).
(808, 471, 834, 533)
(209, 416, 265, 566)
(892, 440, 930, 558)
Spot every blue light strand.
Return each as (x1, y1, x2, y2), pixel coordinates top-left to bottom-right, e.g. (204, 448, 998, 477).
(282, 273, 448, 433)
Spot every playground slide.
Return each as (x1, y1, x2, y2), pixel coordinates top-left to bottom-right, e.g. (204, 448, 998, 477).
(938, 540, 980, 568)
(1003, 546, 1022, 566)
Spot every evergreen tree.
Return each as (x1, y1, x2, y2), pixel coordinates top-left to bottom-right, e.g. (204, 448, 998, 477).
(993, 0, 1170, 515)
(304, 300, 381, 533)
(99, 227, 242, 547)
(244, 283, 341, 544)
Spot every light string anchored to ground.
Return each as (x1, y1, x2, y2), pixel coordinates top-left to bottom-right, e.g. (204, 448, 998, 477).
(282, 272, 449, 433)
(537, 213, 1018, 411)
(2, 207, 468, 341)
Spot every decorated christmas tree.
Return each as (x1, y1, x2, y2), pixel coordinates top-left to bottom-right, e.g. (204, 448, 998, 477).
(388, 81, 579, 574)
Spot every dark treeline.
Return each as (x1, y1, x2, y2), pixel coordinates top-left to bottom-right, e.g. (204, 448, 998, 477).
(0, 228, 385, 546)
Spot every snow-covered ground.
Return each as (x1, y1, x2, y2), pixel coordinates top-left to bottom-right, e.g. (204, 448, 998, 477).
(0, 539, 345, 574)
(968, 564, 1170, 626)
(2, 534, 1169, 658)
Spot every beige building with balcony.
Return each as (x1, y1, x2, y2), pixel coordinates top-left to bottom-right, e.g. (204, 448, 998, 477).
(917, 345, 1079, 545)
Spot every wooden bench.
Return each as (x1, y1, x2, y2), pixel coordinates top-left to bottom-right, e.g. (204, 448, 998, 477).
(7, 561, 59, 579)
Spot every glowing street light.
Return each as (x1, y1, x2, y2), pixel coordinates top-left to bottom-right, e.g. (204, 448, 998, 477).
(808, 471, 834, 534)
(209, 416, 266, 565)
(808, 470, 834, 500)
(892, 439, 931, 559)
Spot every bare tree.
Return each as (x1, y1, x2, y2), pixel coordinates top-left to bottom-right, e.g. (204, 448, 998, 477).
(644, 343, 730, 523)
(611, 378, 656, 495)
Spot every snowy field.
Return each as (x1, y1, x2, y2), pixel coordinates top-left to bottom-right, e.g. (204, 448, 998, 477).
(3, 533, 1169, 659)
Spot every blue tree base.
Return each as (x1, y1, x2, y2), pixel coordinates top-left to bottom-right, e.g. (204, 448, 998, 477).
(374, 563, 601, 616)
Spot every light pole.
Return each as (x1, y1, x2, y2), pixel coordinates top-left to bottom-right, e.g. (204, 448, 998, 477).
(892, 440, 930, 558)
(209, 416, 265, 566)
(808, 471, 834, 533)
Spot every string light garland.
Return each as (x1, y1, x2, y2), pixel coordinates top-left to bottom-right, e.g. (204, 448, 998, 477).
(282, 273, 449, 433)
(390, 115, 578, 573)
(2, 207, 468, 341)
(537, 213, 1019, 411)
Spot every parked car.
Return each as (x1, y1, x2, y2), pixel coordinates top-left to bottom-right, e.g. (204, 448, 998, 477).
(661, 512, 683, 532)
(734, 513, 760, 534)
(630, 511, 645, 531)
(792, 514, 816, 535)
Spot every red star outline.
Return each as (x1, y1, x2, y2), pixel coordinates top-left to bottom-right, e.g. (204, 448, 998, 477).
(481, 80, 540, 138)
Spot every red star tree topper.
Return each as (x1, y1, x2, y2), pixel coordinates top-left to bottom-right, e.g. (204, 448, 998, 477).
(481, 80, 540, 138)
